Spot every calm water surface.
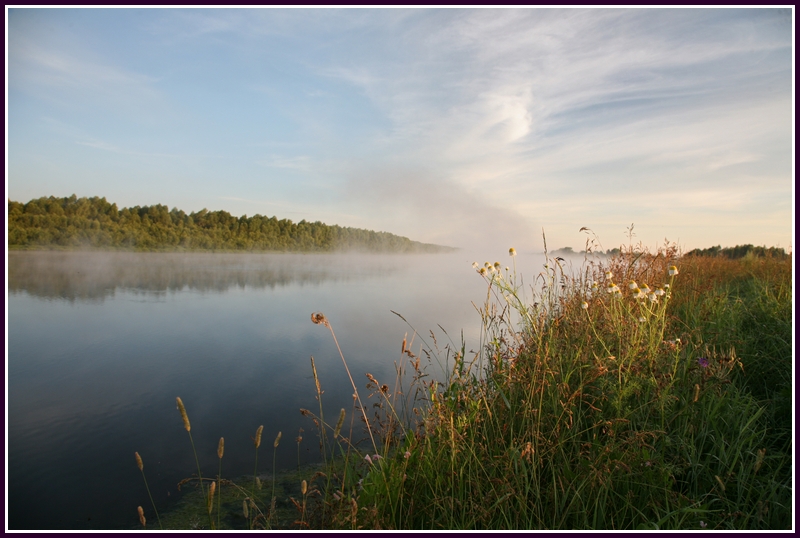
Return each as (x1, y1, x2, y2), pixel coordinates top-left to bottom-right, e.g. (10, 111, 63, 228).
(7, 250, 546, 529)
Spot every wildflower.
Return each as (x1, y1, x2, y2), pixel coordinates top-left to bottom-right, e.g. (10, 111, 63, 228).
(505, 266, 510, 272)
(605, 271, 613, 280)
(607, 283, 620, 294)
(494, 262, 501, 270)
(591, 281, 598, 290)
(640, 283, 651, 293)
(372, 454, 382, 461)
(629, 280, 638, 290)
(648, 293, 658, 303)
(700, 521, 707, 529)
(669, 265, 679, 276)
(632, 287, 645, 299)
(479, 267, 487, 276)
(697, 357, 709, 368)
(581, 301, 589, 310)
(509, 248, 517, 257)
(654, 288, 665, 296)
(638, 316, 646, 323)
(472, 262, 479, 269)
(364, 454, 373, 465)
(663, 283, 670, 289)
(404, 451, 411, 459)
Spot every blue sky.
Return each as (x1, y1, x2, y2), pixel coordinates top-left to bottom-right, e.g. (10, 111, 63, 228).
(6, 7, 794, 252)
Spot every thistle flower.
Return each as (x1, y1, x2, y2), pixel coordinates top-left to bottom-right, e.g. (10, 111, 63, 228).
(669, 265, 679, 276)
(138, 506, 146, 527)
(509, 248, 517, 257)
(218, 437, 225, 459)
(697, 357, 709, 368)
(135, 452, 143, 471)
(176, 397, 191, 432)
(254, 425, 264, 449)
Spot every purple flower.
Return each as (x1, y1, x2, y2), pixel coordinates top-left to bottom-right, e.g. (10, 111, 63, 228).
(697, 357, 709, 368)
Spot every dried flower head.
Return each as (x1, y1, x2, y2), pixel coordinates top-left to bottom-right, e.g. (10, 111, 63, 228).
(311, 312, 330, 328)
(176, 397, 191, 432)
(135, 452, 143, 471)
(217, 437, 225, 459)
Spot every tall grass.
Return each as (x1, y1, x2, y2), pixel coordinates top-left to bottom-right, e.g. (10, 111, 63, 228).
(136, 242, 792, 530)
(344, 242, 792, 530)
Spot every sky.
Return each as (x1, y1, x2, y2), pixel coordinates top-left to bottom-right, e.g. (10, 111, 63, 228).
(5, 7, 795, 253)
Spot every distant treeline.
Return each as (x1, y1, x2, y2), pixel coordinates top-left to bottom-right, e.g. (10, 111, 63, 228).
(683, 244, 790, 259)
(7, 195, 451, 253)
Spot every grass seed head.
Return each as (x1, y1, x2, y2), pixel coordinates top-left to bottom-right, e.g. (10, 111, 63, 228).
(334, 408, 346, 438)
(208, 481, 216, 514)
(135, 452, 143, 471)
(255, 425, 264, 448)
(301, 479, 308, 495)
(273, 431, 282, 448)
(218, 437, 224, 459)
(176, 397, 191, 432)
(137, 506, 146, 527)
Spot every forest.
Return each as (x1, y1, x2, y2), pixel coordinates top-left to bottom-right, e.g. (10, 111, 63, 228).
(7, 195, 451, 253)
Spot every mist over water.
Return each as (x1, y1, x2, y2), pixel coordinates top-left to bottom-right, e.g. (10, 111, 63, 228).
(7, 249, 551, 529)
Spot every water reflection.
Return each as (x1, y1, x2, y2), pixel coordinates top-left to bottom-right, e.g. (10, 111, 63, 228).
(8, 251, 402, 301)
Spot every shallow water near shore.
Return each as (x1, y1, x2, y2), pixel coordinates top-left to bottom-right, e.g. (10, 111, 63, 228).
(7, 249, 555, 530)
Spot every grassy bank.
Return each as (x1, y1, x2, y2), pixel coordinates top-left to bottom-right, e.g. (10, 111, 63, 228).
(137, 245, 792, 530)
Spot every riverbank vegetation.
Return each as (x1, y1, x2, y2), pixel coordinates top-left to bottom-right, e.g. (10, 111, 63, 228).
(8, 195, 450, 252)
(136, 240, 792, 530)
